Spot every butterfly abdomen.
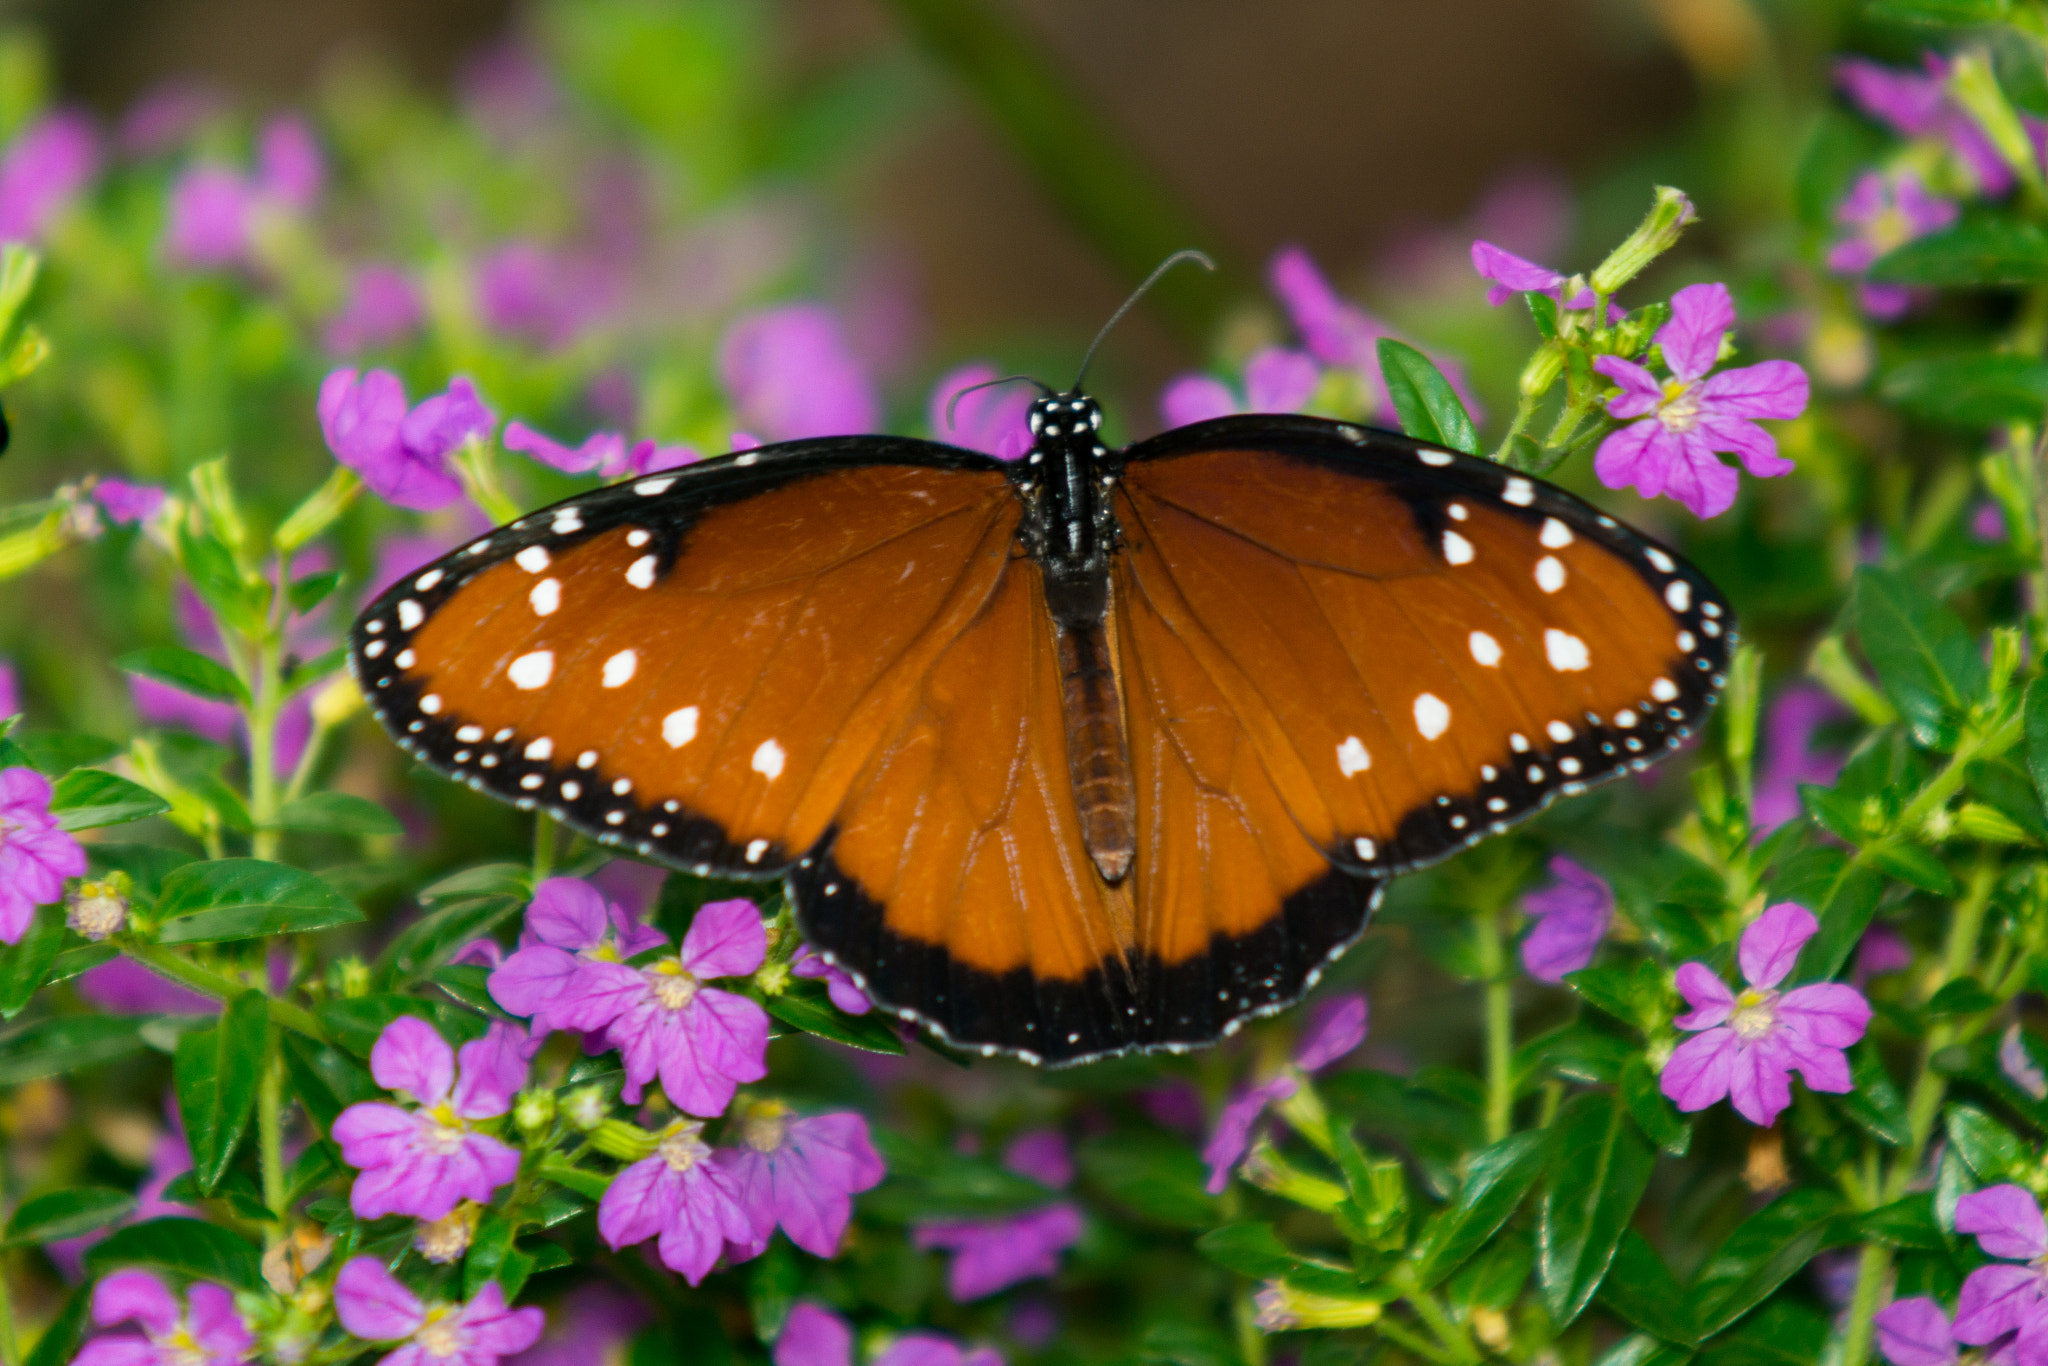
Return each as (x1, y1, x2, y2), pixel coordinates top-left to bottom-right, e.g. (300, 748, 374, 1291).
(1054, 617, 1136, 884)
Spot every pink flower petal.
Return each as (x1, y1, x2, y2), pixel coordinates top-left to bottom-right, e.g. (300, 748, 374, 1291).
(332, 1102, 421, 1169)
(1725, 1037, 1795, 1126)
(1294, 994, 1367, 1070)
(1740, 903, 1819, 989)
(776, 1303, 854, 1366)
(451, 1020, 535, 1118)
(1872, 1296, 1958, 1366)
(369, 1015, 454, 1105)
(1661, 1027, 1737, 1111)
(71, 1337, 157, 1366)
(1658, 283, 1735, 383)
(1470, 239, 1565, 306)
(1778, 982, 1872, 1049)
(185, 1283, 252, 1357)
(1242, 347, 1319, 412)
(91, 1270, 180, 1336)
(1201, 1077, 1296, 1192)
(334, 1257, 425, 1340)
(1955, 1262, 2044, 1344)
(487, 945, 583, 1024)
(1958, 1185, 2048, 1261)
(658, 988, 770, 1116)
(455, 1283, 546, 1356)
(1673, 963, 1736, 1029)
(1003, 1130, 1074, 1189)
(1592, 418, 1672, 498)
(681, 898, 767, 979)
(1694, 413, 1795, 479)
(1700, 359, 1810, 421)
(1159, 374, 1238, 428)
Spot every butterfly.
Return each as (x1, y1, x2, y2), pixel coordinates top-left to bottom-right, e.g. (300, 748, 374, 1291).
(349, 388, 1731, 1066)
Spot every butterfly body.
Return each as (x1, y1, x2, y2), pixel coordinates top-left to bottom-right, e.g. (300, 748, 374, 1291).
(351, 397, 1730, 1064)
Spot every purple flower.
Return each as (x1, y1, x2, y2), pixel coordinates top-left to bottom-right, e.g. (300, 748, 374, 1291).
(1468, 240, 1606, 311)
(1660, 903, 1871, 1126)
(1953, 1184, 2048, 1356)
(503, 1282, 645, 1366)
(334, 1257, 544, 1366)
(0, 111, 99, 244)
(1826, 169, 1960, 320)
(876, 1338, 1003, 1366)
(318, 370, 493, 512)
(92, 479, 167, 526)
(1520, 856, 1614, 982)
(0, 767, 87, 944)
(792, 944, 871, 1015)
(2003, 1024, 2048, 1101)
(326, 266, 424, 355)
(255, 115, 323, 211)
(1269, 246, 1482, 422)
(720, 1102, 886, 1259)
(719, 305, 879, 442)
(116, 83, 222, 158)
(597, 1120, 753, 1284)
(1873, 1297, 1959, 1366)
(76, 957, 216, 1014)
(1592, 282, 1808, 519)
(473, 243, 613, 348)
(164, 164, 255, 268)
(74, 1270, 251, 1366)
(1202, 994, 1367, 1193)
(503, 422, 627, 476)
(1838, 55, 2012, 196)
(598, 897, 770, 1114)
(775, 1303, 854, 1366)
(914, 1130, 1084, 1301)
(0, 660, 17, 719)
(1159, 348, 1320, 428)
(928, 364, 1033, 460)
(1755, 685, 1847, 830)
(331, 1017, 528, 1221)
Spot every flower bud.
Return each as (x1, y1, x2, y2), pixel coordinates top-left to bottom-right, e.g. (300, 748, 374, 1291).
(1589, 187, 1697, 297)
(564, 1085, 610, 1132)
(310, 676, 365, 730)
(753, 958, 792, 996)
(591, 1118, 660, 1162)
(274, 465, 363, 555)
(64, 878, 129, 940)
(330, 956, 372, 999)
(414, 1201, 481, 1263)
(1242, 1135, 1346, 1212)
(1948, 52, 2042, 192)
(513, 1088, 556, 1136)
(1253, 1281, 1383, 1332)
(1517, 340, 1565, 400)
(1471, 1308, 1511, 1352)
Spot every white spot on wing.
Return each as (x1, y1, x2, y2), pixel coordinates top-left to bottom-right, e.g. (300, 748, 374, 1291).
(1645, 547, 1675, 573)
(1354, 837, 1376, 860)
(516, 546, 550, 573)
(1468, 631, 1502, 667)
(509, 651, 554, 690)
(1447, 502, 1468, 521)
(626, 556, 657, 589)
(1413, 693, 1450, 740)
(1418, 448, 1454, 466)
(1544, 629, 1590, 672)
(1442, 530, 1474, 565)
(1666, 580, 1692, 612)
(415, 569, 443, 591)
(530, 579, 560, 615)
(663, 707, 699, 748)
(1536, 556, 1566, 593)
(602, 650, 637, 688)
(1503, 477, 1535, 506)
(1547, 720, 1574, 743)
(419, 694, 442, 714)
(627, 529, 651, 547)
(1337, 736, 1371, 776)
(745, 839, 769, 863)
(397, 600, 424, 630)
(752, 738, 786, 780)
(456, 726, 483, 742)
(635, 477, 676, 496)
(1540, 518, 1573, 548)
(524, 738, 553, 760)
(1650, 677, 1679, 702)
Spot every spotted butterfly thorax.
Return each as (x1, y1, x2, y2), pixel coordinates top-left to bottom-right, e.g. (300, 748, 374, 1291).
(350, 396, 1730, 1065)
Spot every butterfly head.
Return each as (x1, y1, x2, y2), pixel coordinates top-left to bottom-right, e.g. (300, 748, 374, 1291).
(1025, 391, 1106, 468)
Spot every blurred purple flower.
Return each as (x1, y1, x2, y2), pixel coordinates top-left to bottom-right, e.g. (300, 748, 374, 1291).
(503, 422, 627, 476)
(597, 1120, 753, 1285)
(1160, 348, 1320, 428)
(600, 897, 771, 1114)
(1953, 1184, 2048, 1354)
(489, 877, 668, 1036)
(1826, 170, 1958, 320)
(335, 1257, 543, 1366)
(1838, 55, 2013, 196)
(461, 44, 560, 144)
(1853, 926, 1914, 986)
(1520, 856, 1614, 982)
(1661, 903, 1871, 1126)
(117, 83, 223, 158)
(319, 369, 492, 511)
(332, 1017, 529, 1221)
(1269, 246, 1482, 422)
(326, 266, 425, 355)
(1469, 240, 1604, 311)
(720, 305, 880, 442)
(0, 110, 99, 244)
(720, 1102, 886, 1259)
(1972, 500, 2011, 542)
(74, 1270, 251, 1366)
(914, 1130, 1084, 1301)
(775, 1303, 854, 1366)
(792, 944, 870, 1015)
(92, 479, 167, 525)
(928, 364, 1033, 460)
(1593, 282, 1807, 518)
(1873, 1297, 1958, 1366)
(504, 1282, 645, 1366)
(877, 1338, 1003, 1366)
(50, 1114, 198, 1276)
(164, 164, 255, 268)
(0, 767, 87, 943)
(2002, 1023, 2048, 1101)
(0, 660, 17, 719)
(1755, 685, 1847, 830)
(77, 957, 217, 1014)
(1138, 1081, 1206, 1136)
(475, 243, 613, 348)
(449, 938, 504, 969)
(255, 115, 322, 210)
(1203, 994, 1367, 1193)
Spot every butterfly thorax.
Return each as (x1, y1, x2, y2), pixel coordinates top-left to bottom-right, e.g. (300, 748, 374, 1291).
(1018, 390, 1137, 888)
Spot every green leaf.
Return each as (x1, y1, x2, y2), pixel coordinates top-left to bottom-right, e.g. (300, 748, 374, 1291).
(763, 986, 907, 1055)
(1621, 1056, 1691, 1155)
(46, 943, 117, 986)
(1695, 1300, 1827, 1366)
(418, 862, 531, 907)
(1790, 865, 1885, 984)
(1864, 0, 2009, 23)
(1865, 842, 1961, 896)
(49, 769, 170, 830)
(2025, 679, 2048, 816)
(116, 645, 249, 706)
(1137, 1321, 1238, 1366)
(864, 1131, 1056, 1221)
(175, 990, 268, 1193)
(378, 894, 524, 986)
(1883, 353, 2048, 427)
(268, 792, 404, 837)
(2, 1187, 136, 1247)
(431, 963, 500, 1014)
(1594, 1335, 1693, 1366)
(1831, 1042, 1909, 1146)
(464, 1209, 519, 1299)
(1689, 1188, 1842, 1339)
(0, 1014, 146, 1084)
(318, 994, 485, 1058)
(15, 730, 122, 775)
(288, 568, 343, 615)
(1536, 1090, 1655, 1327)
(25, 1284, 91, 1366)
(1947, 1103, 2028, 1181)
(1196, 1223, 1356, 1294)
(1377, 338, 1480, 455)
(0, 905, 64, 1018)
(156, 859, 363, 943)
(1926, 975, 1999, 1016)
(83, 1217, 264, 1291)
(1596, 1230, 1695, 1344)
(1077, 1131, 1216, 1229)
(1411, 1130, 1549, 1287)
(1855, 1193, 1945, 1250)
(1525, 292, 1559, 339)
(278, 1034, 377, 1129)
(1870, 216, 2048, 284)
(176, 525, 264, 637)
(1852, 567, 1985, 747)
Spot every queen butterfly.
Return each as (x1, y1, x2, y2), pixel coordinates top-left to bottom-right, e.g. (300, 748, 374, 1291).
(349, 381, 1730, 1065)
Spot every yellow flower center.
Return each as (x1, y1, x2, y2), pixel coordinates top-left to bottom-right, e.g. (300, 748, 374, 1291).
(1657, 379, 1703, 433)
(1730, 987, 1779, 1041)
(741, 1100, 792, 1153)
(647, 959, 701, 1011)
(658, 1121, 710, 1173)
(161, 1327, 209, 1366)
(419, 1102, 467, 1155)
(416, 1306, 465, 1359)
(1867, 204, 1916, 256)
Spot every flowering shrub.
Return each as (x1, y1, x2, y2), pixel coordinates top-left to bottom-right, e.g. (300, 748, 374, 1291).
(4, 3, 2048, 1365)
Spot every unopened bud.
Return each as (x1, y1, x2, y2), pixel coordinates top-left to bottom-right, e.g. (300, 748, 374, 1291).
(514, 1089, 556, 1136)
(565, 1085, 610, 1132)
(274, 466, 363, 555)
(591, 1118, 660, 1162)
(65, 878, 129, 940)
(1242, 1136, 1345, 1212)
(1589, 187, 1697, 297)
(1471, 1308, 1512, 1352)
(413, 1202, 481, 1263)
(1956, 803, 2029, 845)
(331, 957, 371, 998)
(1517, 340, 1565, 400)
(310, 676, 365, 730)
(1253, 1281, 1383, 1332)
(754, 959, 792, 996)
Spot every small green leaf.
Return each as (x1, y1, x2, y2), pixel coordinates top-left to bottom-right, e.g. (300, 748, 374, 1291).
(0, 905, 64, 1017)
(1864, 0, 2009, 23)
(1688, 1188, 1842, 1339)
(1852, 567, 1985, 747)
(268, 792, 404, 837)
(378, 894, 524, 986)
(46, 943, 117, 988)
(156, 859, 363, 944)
(1196, 1223, 1356, 1294)
(430, 963, 500, 1014)
(25, 1284, 91, 1366)
(1525, 292, 1559, 339)
(1830, 1043, 1909, 1145)
(1596, 1230, 1695, 1344)
(49, 769, 170, 830)
(116, 645, 249, 706)
(288, 569, 343, 615)
(318, 993, 485, 1058)
(1947, 1103, 2028, 1181)
(762, 986, 907, 1056)
(1865, 842, 1961, 896)
(1790, 865, 1885, 984)
(1411, 1130, 1549, 1287)
(175, 990, 268, 1192)
(1883, 353, 2048, 427)
(1377, 338, 1480, 455)
(1077, 1132, 1216, 1229)
(15, 730, 122, 775)
(2025, 679, 2048, 816)
(83, 1217, 264, 1291)
(862, 1130, 1056, 1221)
(1869, 216, 2048, 284)
(1621, 1056, 1691, 1155)
(278, 1034, 377, 1129)
(0, 1014, 146, 1084)
(3, 1187, 136, 1247)
(1593, 1335, 1693, 1366)
(1926, 975, 1999, 1016)
(1537, 1090, 1655, 1327)
(1855, 1193, 1945, 1250)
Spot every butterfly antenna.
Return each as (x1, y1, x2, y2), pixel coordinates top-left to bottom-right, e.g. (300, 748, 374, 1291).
(943, 374, 1051, 433)
(1071, 248, 1217, 392)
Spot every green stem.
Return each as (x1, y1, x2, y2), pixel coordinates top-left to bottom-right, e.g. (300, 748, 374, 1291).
(533, 814, 557, 883)
(1490, 392, 1539, 465)
(1403, 1287, 1480, 1366)
(1838, 1242, 1891, 1366)
(118, 940, 324, 1041)
(1374, 1317, 1460, 1366)
(0, 1148, 16, 1366)
(259, 1045, 287, 1224)
(1474, 906, 1514, 1143)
